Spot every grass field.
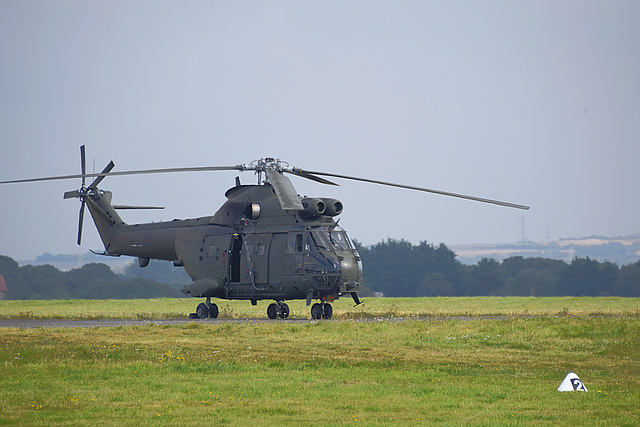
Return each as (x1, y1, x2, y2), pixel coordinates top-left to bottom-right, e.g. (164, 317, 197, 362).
(1, 296, 638, 320)
(1, 297, 639, 425)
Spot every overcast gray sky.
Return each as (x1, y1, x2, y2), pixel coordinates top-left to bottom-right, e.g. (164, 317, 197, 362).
(1, 1, 639, 261)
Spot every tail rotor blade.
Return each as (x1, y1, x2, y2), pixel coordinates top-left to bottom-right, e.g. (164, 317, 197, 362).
(80, 145, 86, 188)
(88, 161, 115, 190)
(63, 190, 82, 199)
(77, 200, 85, 245)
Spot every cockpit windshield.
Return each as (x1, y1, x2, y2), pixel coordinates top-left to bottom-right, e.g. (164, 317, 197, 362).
(328, 231, 352, 250)
(309, 231, 331, 251)
(310, 229, 353, 251)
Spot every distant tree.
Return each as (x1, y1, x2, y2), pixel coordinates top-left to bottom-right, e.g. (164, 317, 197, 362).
(357, 239, 461, 297)
(360, 239, 415, 297)
(467, 258, 503, 296)
(612, 261, 640, 297)
(19, 264, 67, 299)
(565, 257, 619, 296)
(418, 272, 456, 296)
(120, 259, 191, 286)
(510, 268, 559, 296)
(0, 256, 19, 273)
(433, 244, 464, 295)
(502, 258, 567, 296)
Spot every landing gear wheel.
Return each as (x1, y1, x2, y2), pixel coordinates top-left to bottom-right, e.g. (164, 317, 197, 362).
(267, 303, 279, 319)
(196, 303, 209, 319)
(279, 303, 290, 319)
(323, 303, 333, 319)
(311, 303, 323, 320)
(208, 303, 219, 319)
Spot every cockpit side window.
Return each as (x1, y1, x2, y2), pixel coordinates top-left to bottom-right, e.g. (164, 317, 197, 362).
(329, 231, 352, 250)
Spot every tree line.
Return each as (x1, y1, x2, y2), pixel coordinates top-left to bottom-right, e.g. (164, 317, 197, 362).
(0, 256, 184, 300)
(355, 239, 640, 297)
(1, 238, 639, 300)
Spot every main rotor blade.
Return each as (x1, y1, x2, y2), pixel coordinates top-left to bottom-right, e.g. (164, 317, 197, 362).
(112, 205, 165, 210)
(295, 169, 530, 210)
(265, 169, 304, 210)
(288, 169, 339, 186)
(0, 165, 245, 185)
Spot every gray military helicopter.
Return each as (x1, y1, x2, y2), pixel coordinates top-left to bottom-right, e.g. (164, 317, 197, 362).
(1, 146, 529, 319)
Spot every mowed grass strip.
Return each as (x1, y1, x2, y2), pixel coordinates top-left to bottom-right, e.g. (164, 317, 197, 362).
(1, 296, 638, 319)
(1, 316, 639, 425)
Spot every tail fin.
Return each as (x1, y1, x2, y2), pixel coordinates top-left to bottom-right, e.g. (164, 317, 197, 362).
(83, 190, 125, 252)
(64, 146, 124, 250)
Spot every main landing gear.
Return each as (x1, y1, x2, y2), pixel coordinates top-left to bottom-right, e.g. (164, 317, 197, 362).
(311, 301, 333, 319)
(266, 300, 332, 319)
(267, 301, 290, 319)
(190, 297, 219, 319)
(189, 298, 334, 320)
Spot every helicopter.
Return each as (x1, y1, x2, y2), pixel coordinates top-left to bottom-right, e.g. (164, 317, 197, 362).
(1, 146, 529, 319)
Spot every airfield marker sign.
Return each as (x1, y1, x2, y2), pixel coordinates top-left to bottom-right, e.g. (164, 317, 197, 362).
(558, 372, 588, 392)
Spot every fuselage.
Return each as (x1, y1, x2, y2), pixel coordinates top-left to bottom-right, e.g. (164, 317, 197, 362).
(91, 183, 362, 304)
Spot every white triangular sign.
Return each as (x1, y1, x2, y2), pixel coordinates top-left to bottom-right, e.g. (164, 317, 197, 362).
(558, 372, 588, 392)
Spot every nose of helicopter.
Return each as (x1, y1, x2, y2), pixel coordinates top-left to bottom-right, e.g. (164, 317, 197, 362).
(339, 252, 362, 285)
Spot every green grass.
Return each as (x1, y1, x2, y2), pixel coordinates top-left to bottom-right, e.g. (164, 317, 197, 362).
(1, 298, 639, 425)
(1, 296, 638, 319)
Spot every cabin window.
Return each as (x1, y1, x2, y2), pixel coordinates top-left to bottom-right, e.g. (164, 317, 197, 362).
(286, 234, 295, 252)
(256, 243, 265, 256)
(286, 233, 308, 253)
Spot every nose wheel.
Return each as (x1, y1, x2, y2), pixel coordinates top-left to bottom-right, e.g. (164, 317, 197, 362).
(191, 297, 219, 319)
(311, 302, 332, 319)
(267, 301, 290, 319)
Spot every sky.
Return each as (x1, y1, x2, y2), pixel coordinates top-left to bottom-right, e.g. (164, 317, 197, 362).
(1, 1, 639, 261)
